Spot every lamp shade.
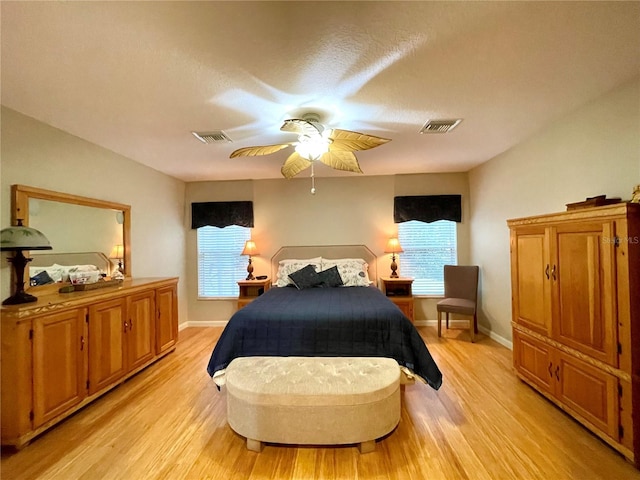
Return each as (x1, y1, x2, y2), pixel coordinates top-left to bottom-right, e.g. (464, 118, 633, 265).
(109, 244, 124, 259)
(1, 221, 52, 305)
(384, 237, 403, 254)
(241, 240, 259, 256)
(0, 223, 52, 251)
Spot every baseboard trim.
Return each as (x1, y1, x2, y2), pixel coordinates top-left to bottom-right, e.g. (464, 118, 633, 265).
(415, 320, 512, 350)
(179, 320, 228, 330)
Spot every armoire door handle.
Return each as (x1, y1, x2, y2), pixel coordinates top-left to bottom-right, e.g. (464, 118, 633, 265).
(551, 265, 557, 281)
(555, 366, 560, 381)
(545, 264, 550, 280)
(548, 362, 553, 377)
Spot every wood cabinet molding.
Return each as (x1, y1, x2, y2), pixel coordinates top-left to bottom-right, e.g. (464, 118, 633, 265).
(507, 203, 639, 226)
(2, 278, 177, 320)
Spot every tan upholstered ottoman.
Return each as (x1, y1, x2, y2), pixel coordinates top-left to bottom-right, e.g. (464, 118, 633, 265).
(225, 356, 401, 453)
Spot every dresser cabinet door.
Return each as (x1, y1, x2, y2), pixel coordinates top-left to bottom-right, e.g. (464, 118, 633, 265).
(514, 330, 620, 441)
(551, 222, 617, 367)
(88, 298, 127, 395)
(555, 350, 619, 440)
(510, 226, 551, 336)
(156, 284, 178, 355)
(126, 290, 156, 371)
(513, 330, 555, 395)
(32, 309, 87, 427)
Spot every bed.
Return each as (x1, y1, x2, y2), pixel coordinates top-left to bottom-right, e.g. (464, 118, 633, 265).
(206, 245, 443, 391)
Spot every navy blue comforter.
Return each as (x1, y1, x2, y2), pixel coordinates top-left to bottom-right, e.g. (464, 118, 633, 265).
(206, 285, 443, 390)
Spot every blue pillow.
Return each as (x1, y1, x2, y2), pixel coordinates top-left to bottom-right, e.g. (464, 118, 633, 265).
(30, 270, 54, 286)
(288, 264, 321, 290)
(317, 266, 343, 288)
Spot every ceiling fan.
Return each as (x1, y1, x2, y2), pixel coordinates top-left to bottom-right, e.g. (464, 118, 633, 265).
(230, 113, 391, 183)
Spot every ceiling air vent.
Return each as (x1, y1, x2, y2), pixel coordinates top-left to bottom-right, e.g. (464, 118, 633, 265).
(419, 119, 462, 134)
(191, 131, 232, 144)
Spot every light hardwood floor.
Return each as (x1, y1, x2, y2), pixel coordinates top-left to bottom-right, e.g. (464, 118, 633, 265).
(2, 326, 639, 480)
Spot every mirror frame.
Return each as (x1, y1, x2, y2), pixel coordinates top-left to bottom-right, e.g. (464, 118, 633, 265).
(11, 184, 131, 277)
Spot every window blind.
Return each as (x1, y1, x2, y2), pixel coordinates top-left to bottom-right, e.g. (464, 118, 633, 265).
(398, 220, 457, 296)
(197, 225, 251, 298)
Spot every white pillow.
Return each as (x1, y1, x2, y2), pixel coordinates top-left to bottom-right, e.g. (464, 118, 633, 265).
(320, 258, 371, 287)
(53, 264, 100, 282)
(276, 257, 322, 287)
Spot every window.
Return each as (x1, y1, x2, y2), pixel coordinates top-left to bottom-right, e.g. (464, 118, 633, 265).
(397, 220, 457, 296)
(197, 225, 251, 298)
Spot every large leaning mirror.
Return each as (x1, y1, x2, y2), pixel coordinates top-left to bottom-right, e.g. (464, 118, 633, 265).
(11, 185, 131, 289)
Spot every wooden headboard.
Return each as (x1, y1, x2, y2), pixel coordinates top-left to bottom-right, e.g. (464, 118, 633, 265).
(271, 245, 377, 283)
(29, 251, 112, 274)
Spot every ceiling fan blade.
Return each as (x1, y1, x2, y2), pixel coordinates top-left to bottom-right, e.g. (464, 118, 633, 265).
(280, 119, 323, 138)
(229, 143, 292, 158)
(328, 129, 391, 152)
(318, 150, 363, 174)
(281, 152, 313, 179)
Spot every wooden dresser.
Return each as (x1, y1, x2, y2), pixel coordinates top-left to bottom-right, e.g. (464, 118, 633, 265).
(1, 277, 179, 448)
(508, 204, 639, 465)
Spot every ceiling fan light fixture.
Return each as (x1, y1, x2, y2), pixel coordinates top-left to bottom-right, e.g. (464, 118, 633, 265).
(230, 114, 390, 179)
(294, 136, 330, 161)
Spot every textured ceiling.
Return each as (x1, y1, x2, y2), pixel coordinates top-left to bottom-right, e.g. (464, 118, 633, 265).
(2, 1, 639, 182)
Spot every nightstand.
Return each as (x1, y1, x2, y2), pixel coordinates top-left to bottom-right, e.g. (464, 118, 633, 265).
(237, 278, 271, 309)
(380, 277, 414, 322)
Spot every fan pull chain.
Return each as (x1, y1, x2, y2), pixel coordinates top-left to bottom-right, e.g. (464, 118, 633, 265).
(310, 163, 316, 195)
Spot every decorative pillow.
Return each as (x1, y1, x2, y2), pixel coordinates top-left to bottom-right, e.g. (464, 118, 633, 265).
(320, 258, 371, 287)
(316, 265, 343, 288)
(30, 270, 54, 287)
(288, 264, 322, 290)
(29, 265, 65, 283)
(276, 258, 322, 287)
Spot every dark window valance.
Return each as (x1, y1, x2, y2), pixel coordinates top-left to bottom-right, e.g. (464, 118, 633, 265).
(191, 201, 254, 229)
(394, 195, 462, 223)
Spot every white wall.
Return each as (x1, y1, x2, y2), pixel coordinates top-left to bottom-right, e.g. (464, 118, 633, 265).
(1, 107, 188, 323)
(469, 77, 640, 342)
(185, 173, 470, 324)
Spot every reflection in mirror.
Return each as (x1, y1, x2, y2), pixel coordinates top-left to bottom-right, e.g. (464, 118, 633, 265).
(29, 199, 123, 257)
(11, 184, 131, 290)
